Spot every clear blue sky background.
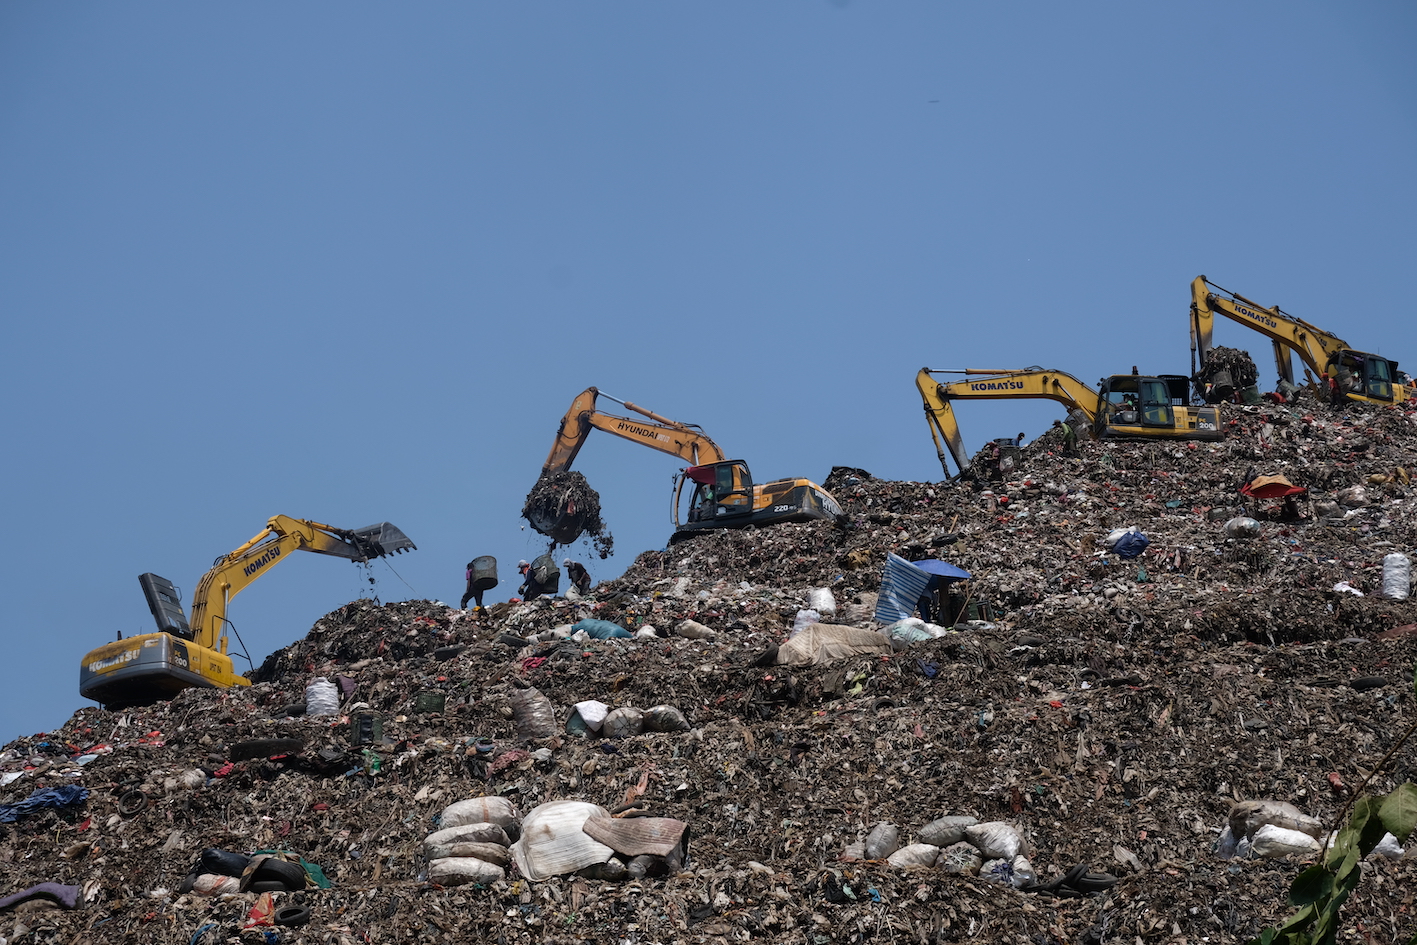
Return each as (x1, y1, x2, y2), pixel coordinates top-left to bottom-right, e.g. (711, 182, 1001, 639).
(3, 2, 1414, 742)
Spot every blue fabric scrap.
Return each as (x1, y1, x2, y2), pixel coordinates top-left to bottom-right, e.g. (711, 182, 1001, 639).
(0, 785, 89, 824)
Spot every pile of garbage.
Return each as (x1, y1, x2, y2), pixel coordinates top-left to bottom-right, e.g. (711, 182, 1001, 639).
(4, 393, 1417, 944)
(522, 470, 614, 557)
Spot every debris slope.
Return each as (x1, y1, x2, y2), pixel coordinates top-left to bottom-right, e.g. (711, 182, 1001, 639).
(4, 395, 1417, 944)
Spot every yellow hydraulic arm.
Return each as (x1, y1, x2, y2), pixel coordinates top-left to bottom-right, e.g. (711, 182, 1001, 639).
(188, 515, 414, 651)
(917, 367, 1100, 477)
(1189, 275, 1406, 405)
(917, 367, 1222, 478)
(542, 387, 727, 475)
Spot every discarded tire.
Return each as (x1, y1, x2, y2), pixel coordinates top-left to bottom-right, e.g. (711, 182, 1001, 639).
(274, 905, 311, 927)
(117, 790, 147, 817)
(251, 857, 307, 889)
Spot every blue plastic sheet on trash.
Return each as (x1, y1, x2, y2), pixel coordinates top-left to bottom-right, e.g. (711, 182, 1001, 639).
(1113, 531, 1150, 559)
(572, 619, 632, 640)
(0, 785, 89, 824)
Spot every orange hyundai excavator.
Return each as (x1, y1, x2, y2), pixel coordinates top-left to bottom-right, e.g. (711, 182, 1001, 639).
(526, 387, 842, 543)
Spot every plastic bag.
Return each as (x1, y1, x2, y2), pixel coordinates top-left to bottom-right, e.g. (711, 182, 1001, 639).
(791, 610, 821, 636)
(1008, 854, 1037, 888)
(427, 856, 505, 886)
(565, 700, 610, 737)
(1228, 800, 1324, 840)
(881, 618, 946, 649)
(807, 588, 837, 619)
(918, 815, 978, 847)
(1224, 517, 1262, 539)
(439, 796, 521, 831)
(885, 843, 940, 869)
(509, 687, 557, 742)
(600, 707, 645, 739)
(1250, 824, 1321, 858)
(863, 823, 900, 860)
(305, 677, 339, 717)
(642, 705, 690, 733)
(1382, 553, 1411, 600)
(966, 822, 1023, 860)
(571, 619, 632, 640)
(675, 619, 716, 640)
(1113, 529, 1150, 559)
(936, 841, 982, 875)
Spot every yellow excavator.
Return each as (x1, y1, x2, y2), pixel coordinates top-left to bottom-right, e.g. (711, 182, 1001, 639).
(916, 367, 1223, 478)
(1189, 275, 1408, 406)
(526, 387, 842, 542)
(80, 516, 416, 708)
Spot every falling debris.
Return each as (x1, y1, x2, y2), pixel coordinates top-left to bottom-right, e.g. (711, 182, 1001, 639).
(522, 470, 613, 558)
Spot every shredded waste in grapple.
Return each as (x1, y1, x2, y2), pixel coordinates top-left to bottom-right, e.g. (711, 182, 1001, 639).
(521, 470, 613, 558)
(1196, 345, 1261, 398)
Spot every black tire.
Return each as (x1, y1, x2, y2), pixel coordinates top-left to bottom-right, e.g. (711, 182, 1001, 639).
(198, 848, 251, 877)
(228, 738, 305, 761)
(247, 880, 289, 893)
(117, 790, 148, 817)
(252, 857, 308, 889)
(274, 905, 311, 927)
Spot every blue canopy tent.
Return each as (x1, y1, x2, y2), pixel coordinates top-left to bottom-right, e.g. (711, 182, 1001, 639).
(909, 559, 971, 580)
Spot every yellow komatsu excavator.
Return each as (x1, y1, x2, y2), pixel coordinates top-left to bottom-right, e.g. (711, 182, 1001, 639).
(80, 516, 416, 708)
(527, 387, 842, 542)
(1190, 275, 1408, 406)
(916, 367, 1223, 478)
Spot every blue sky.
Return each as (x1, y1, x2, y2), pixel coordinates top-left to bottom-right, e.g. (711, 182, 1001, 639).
(2, 2, 1414, 741)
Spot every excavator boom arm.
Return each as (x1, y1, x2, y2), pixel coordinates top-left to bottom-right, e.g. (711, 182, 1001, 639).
(1190, 275, 1350, 385)
(917, 368, 1101, 477)
(188, 515, 415, 649)
(541, 387, 726, 475)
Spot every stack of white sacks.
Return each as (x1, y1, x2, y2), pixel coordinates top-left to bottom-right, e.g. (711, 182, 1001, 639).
(423, 796, 521, 886)
(848, 815, 1039, 888)
(1216, 800, 1409, 861)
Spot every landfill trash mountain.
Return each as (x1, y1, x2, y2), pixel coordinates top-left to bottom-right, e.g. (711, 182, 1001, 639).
(4, 392, 1416, 944)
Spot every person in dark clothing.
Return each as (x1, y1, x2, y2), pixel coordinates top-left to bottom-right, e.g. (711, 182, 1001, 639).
(517, 559, 549, 601)
(460, 560, 488, 610)
(563, 558, 591, 596)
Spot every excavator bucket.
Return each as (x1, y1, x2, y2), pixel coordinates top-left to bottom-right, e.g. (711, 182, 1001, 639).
(347, 522, 418, 560)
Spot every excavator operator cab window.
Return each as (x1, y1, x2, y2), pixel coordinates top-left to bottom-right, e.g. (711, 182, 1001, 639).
(1102, 378, 1141, 425)
(1102, 377, 1174, 428)
(714, 461, 753, 515)
(1364, 356, 1394, 402)
(1136, 378, 1174, 426)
